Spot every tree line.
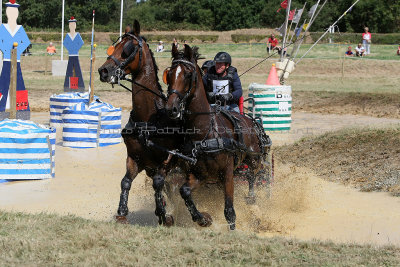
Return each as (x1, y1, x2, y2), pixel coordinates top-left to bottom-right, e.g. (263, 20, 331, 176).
(4, 0, 399, 33)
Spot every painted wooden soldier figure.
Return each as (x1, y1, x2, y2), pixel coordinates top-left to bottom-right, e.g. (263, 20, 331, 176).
(0, 0, 30, 119)
(63, 16, 85, 92)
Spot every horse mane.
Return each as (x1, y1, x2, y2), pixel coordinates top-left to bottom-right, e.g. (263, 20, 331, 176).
(191, 46, 201, 62)
(172, 46, 201, 63)
(147, 44, 163, 93)
(123, 31, 162, 92)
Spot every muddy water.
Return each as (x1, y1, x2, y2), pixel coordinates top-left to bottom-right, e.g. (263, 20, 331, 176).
(0, 112, 399, 246)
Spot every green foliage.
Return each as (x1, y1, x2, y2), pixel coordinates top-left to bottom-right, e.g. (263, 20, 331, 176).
(16, 0, 120, 32)
(231, 34, 267, 43)
(146, 34, 218, 43)
(28, 32, 93, 43)
(5, 0, 400, 33)
(109, 33, 218, 43)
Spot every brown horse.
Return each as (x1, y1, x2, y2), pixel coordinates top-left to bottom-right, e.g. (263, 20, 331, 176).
(164, 44, 271, 230)
(98, 20, 183, 226)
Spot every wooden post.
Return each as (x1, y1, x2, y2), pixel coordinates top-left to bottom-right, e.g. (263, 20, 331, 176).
(89, 44, 96, 103)
(45, 54, 49, 75)
(9, 43, 18, 119)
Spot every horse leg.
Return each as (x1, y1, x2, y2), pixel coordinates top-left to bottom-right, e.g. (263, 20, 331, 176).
(152, 170, 174, 227)
(223, 164, 236, 230)
(180, 173, 212, 227)
(116, 156, 139, 223)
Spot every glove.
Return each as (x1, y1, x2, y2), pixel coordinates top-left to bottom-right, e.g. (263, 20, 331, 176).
(216, 93, 233, 103)
(207, 92, 216, 102)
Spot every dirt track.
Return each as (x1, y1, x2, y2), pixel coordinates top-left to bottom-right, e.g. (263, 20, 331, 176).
(0, 111, 399, 246)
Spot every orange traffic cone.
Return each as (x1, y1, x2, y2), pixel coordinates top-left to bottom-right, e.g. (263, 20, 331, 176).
(266, 64, 280, 85)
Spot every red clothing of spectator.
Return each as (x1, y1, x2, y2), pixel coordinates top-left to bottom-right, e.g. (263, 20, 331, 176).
(362, 32, 371, 42)
(268, 37, 279, 48)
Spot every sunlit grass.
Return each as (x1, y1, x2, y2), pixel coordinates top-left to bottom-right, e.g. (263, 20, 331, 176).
(1, 210, 399, 266)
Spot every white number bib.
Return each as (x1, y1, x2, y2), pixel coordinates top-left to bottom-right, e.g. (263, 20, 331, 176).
(212, 80, 229, 95)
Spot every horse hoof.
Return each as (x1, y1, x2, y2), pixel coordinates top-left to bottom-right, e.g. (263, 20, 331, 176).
(165, 214, 175, 227)
(245, 195, 256, 205)
(197, 212, 212, 227)
(228, 223, 236, 231)
(115, 215, 129, 224)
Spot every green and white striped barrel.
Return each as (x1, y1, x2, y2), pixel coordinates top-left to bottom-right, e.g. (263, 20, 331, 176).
(248, 83, 292, 131)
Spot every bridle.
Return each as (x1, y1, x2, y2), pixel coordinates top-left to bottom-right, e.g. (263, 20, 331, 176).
(107, 33, 167, 101)
(166, 59, 198, 119)
(108, 32, 143, 83)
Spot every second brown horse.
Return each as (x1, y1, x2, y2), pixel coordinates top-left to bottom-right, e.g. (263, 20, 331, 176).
(164, 44, 271, 230)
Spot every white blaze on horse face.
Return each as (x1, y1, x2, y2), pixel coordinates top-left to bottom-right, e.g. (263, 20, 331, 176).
(175, 66, 182, 81)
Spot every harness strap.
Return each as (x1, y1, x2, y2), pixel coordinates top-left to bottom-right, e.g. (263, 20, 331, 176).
(192, 137, 247, 154)
(220, 109, 245, 147)
(193, 138, 233, 153)
(109, 55, 122, 67)
(168, 89, 185, 100)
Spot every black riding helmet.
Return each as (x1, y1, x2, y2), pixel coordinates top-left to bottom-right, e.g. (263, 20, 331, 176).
(214, 52, 231, 65)
(201, 60, 214, 70)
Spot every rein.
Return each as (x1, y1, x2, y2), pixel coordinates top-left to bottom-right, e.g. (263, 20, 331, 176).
(120, 77, 167, 101)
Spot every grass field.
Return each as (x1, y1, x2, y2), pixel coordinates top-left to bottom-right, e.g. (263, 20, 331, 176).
(18, 42, 400, 92)
(14, 42, 399, 118)
(1, 211, 400, 266)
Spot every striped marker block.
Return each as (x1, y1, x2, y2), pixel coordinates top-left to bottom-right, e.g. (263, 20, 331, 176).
(62, 100, 122, 148)
(50, 92, 98, 126)
(0, 119, 56, 181)
(248, 83, 292, 131)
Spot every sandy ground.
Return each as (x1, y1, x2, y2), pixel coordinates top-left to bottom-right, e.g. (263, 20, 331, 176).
(0, 111, 400, 246)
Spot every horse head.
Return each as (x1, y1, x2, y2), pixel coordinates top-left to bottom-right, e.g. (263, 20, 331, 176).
(164, 44, 201, 120)
(98, 20, 144, 84)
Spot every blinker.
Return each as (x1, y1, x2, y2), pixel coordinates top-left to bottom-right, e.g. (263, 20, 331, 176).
(107, 46, 115, 56)
(162, 68, 170, 85)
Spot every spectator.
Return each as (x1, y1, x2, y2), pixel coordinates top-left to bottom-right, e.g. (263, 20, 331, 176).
(345, 46, 354, 57)
(355, 43, 365, 57)
(124, 24, 132, 34)
(397, 44, 400, 56)
(267, 34, 282, 54)
(362, 27, 371, 55)
(202, 52, 242, 113)
(156, 41, 164, 52)
(173, 38, 179, 49)
(46, 42, 56, 55)
(201, 60, 214, 75)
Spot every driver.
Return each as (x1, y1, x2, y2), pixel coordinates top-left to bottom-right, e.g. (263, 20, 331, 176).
(202, 52, 242, 113)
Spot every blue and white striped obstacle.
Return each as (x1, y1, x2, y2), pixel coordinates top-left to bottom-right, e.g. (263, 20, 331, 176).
(0, 119, 56, 182)
(50, 92, 98, 126)
(62, 100, 122, 148)
(248, 83, 292, 131)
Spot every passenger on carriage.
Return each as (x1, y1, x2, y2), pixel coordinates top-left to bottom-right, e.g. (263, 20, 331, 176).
(202, 52, 242, 113)
(124, 24, 132, 34)
(201, 60, 214, 75)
